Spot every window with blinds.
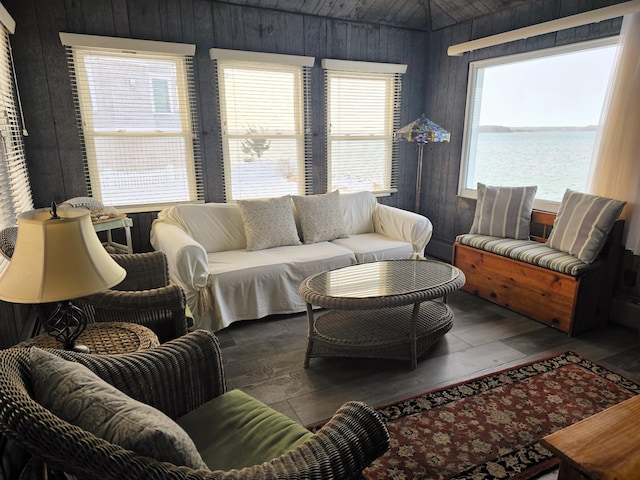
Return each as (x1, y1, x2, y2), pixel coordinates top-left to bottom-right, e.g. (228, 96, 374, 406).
(210, 49, 313, 201)
(0, 10, 33, 231)
(61, 33, 202, 210)
(323, 59, 405, 194)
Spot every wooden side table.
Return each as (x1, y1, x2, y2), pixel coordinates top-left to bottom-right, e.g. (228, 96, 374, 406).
(92, 215, 134, 254)
(15, 322, 159, 354)
(541, 395, 640, 479)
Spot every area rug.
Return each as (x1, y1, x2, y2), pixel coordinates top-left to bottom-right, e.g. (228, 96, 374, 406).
(364, 351, 640, 480)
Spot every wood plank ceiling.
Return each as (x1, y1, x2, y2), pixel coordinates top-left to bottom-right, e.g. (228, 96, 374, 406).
(215, 0, 540, 31)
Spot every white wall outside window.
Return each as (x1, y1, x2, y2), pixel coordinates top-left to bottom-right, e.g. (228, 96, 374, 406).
(459, 37, 618, 211)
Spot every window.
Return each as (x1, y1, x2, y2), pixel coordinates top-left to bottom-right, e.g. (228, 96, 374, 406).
(0, 7, 33, 231)
(459, 38, 618, 210)
(323, 59, 405, 194)
(61, 33, 202, 210)
(210, 49, 313, 201)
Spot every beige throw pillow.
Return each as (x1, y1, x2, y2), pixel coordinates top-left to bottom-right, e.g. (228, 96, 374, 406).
(292, 191, 347, 244)
(237, 196, 301, 251)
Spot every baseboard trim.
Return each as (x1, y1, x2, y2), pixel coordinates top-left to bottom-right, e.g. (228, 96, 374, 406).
(425, 236, 453, 262)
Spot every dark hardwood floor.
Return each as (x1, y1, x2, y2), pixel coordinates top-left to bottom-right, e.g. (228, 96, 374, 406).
(216, 290, 640, 429)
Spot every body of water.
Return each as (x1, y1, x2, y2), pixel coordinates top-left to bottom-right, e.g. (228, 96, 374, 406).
(471, 130, 597, 203)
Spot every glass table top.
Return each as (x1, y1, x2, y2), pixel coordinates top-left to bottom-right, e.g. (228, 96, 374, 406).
(305, 259, 460, 299)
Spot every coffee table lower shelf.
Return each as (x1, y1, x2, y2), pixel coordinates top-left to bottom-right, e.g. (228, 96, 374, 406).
(305, 301, 453, 370)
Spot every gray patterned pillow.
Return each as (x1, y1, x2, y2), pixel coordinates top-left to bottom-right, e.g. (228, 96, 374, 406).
(292, 191, 347, 243)
(469, 183, 537, 240)
(546, 189, 625, 264)
(237, 195, 301, 251)
(29, 348, 208, 470)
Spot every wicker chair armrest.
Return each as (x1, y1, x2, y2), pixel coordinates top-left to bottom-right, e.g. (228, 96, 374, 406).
(111, 251, 170, 290)
(80, 284, 188, 342)
(83, 284, 185, 311)
(54, 329, 225, 417)
(220, 401, 389, 479)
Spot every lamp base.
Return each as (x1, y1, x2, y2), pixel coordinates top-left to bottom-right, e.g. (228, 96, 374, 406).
(37, 301, 91, 354)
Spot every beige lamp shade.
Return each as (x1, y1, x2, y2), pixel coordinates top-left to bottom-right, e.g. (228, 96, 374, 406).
(0, 207, 126, 303)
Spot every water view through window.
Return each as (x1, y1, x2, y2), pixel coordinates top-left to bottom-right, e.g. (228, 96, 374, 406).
(460, 38, 618, 207)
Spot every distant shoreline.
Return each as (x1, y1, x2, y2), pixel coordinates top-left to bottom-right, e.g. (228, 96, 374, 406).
(479, 125, 597, 133)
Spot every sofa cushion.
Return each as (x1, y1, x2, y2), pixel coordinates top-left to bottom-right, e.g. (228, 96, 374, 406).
(469, 183, 537, 240)
(340, 191, 377, 235)
(237, 196, 301, 251)
(546, 189, 625, 264)
(332, 233, 413, 263)
(292, 190, 347, 243)
(177, 389, 313, 471)
(456, 234, 599, 277)
(29, 348, 208, 470)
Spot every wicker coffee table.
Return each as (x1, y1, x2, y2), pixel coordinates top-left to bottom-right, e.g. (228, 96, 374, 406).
(299, 259, 466, 370)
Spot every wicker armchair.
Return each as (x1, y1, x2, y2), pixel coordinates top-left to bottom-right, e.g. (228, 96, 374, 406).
(0, 330, 389, 480)
(77, 251, 188, 343)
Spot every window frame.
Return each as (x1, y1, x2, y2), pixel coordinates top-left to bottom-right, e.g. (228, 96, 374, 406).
(322, 59, 405, 195)
(458, 36, 619, 212)
(60, 33, 203, 212)
(210, 48, 314, 202)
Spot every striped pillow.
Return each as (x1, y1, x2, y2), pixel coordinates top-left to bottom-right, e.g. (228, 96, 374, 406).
(546, 189, 625, 264)
(469, 183, 537, 240)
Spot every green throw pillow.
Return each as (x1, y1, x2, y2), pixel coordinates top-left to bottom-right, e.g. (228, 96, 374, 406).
(29, 348, 208, 470)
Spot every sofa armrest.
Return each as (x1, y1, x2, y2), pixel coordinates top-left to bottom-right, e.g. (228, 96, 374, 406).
(151, 221, 210, 295)
(373, 204, 433, 257)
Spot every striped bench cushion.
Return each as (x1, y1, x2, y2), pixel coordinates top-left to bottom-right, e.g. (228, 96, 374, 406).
(455, 234, 601, 277)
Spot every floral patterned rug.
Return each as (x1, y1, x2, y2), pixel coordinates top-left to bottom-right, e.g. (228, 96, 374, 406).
(364, 352, 640, 480)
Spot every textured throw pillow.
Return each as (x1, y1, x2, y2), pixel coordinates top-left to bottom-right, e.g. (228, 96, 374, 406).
(292, 190, 347, 243)
(469, 183, 537, 240)
(237, 196, 301, 251)
(546, 189, 625, 264)
(29, 348, 208, 470)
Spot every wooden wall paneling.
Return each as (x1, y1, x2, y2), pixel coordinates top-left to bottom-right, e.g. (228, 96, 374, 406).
(178, 0, 196, 44)
(303, 15, 327, 194)
(364, 21, 381, 61)
(258, 9, 282, 53)
(77, 0, 118, 36)
(63, 0, 86, 33)
(127, 0, 163, 40)
(37, 0, 87, 204)
(8, 0, 67, 208)
(193, 0, 219, 202)
(346, 22, 368, 60)
(284, 11, 305, 56)
(327, 20, 348, 60)
(241, 7, 262, 51)
(159, 0, 185, 42)
(111, 0, 131, 38)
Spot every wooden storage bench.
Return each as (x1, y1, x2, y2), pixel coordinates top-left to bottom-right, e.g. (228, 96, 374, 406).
(452, 210, 623, 335)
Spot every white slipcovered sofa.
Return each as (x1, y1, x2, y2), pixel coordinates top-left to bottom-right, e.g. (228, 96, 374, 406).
(151, 191, 432, 331)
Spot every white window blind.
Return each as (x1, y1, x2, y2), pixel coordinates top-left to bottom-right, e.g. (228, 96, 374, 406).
(61, 33, 202, 210)
(323, 59, 405, 194)
(0, 13, 33, 229)
(211, 49, 313, 201)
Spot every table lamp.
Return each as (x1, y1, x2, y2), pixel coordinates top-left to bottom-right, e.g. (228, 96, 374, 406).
(0, 204, 126, 352)
(395, 115, 450, 212)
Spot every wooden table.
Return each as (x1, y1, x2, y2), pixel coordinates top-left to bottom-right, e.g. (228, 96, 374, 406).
(15, 322, 159, 354)
(299, 259, 466, 370)
(541, 394, 640, 479)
